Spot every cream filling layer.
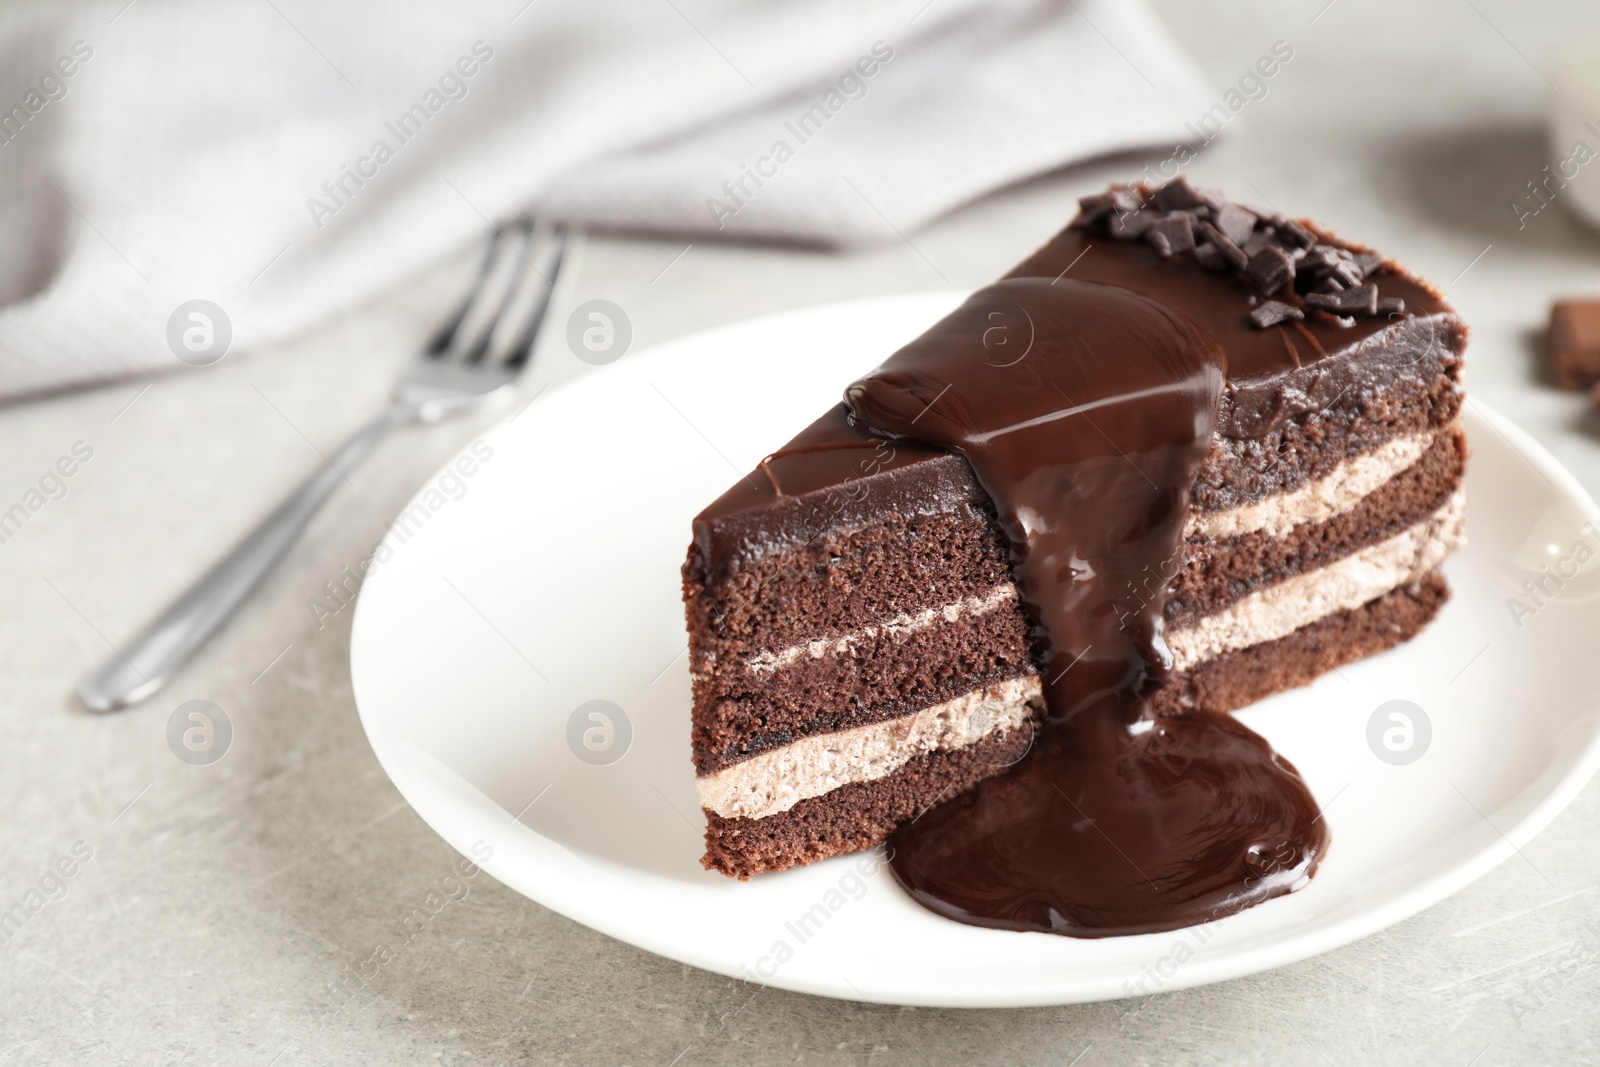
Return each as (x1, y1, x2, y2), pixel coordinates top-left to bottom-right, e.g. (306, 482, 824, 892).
(1166, 487, 1466, 671)
(696, 676, 1040, 821)
(735, 431, 1442, 680)
(703, 488, 1465, 823)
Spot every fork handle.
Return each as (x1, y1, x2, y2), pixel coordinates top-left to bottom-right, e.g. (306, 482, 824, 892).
(77, 400, 415, 712)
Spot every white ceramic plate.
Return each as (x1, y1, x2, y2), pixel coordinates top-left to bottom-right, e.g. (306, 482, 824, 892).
(351, 291, 1600, 1007)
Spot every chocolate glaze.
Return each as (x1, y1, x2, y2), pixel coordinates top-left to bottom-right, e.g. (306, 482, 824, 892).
(1005, 226, 1445, 383)
(690, 221, 1464, 575)
(1011, 225, 1457, 442)
(844, 277, 1328, 937)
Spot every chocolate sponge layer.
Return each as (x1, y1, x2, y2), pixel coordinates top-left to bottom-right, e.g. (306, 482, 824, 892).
(1151, 570, 1450, 716)
(1167, 427, 1466, 628)
(702, 723, 1037, 880)
(701, 571, 1449, 877)
(688, 425, 1465, 776)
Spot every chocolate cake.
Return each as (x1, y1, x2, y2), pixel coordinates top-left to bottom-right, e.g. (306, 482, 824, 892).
(681, 178, 1466, 935)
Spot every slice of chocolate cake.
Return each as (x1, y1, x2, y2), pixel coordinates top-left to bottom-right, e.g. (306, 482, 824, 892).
(683, 178, 1466, 896)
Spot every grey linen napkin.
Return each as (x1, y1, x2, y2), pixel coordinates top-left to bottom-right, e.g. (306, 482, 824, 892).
(0, 0, 1215, 401)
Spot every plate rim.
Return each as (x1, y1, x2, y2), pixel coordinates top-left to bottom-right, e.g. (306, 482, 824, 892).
(351, 291, 1600, 1008)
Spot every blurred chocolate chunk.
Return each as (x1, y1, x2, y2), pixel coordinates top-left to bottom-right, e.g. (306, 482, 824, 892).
(1108, 210, 1155, 240)
(1278, 219, 1316, 249)
(1301, 246, 1341, 271)
(1109, 188, 1144, 213)
(1549, 298, 1600, 389)
(1073, 194, 1115, 227)
(1248, 300, 1304, 328)
(1194, 244, 1230, 273)
(1376, 297, 1406, 316)
(1151, 176, 1207, 212)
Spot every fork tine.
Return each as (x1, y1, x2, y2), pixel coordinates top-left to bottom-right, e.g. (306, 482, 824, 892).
(458, 214, 538, 364)
(503, 227, 567, 371)
(425, 220, 506, 357)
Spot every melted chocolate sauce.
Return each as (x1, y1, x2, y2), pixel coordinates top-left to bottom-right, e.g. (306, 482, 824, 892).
(844, 277, 1328, 938)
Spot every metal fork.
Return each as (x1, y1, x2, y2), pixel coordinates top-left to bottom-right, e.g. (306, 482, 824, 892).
(77, 216, 567, 712)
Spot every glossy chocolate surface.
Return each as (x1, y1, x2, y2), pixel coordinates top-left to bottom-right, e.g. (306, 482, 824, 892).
(845, 277, 1327, 937)
(691, 217, 1461, 574)
(1005, 226, 1445, 381)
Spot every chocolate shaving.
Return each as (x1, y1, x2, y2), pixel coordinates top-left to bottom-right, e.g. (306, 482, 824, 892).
(1197, 221, 1249, 271)
(1245, 246, 1295, 296)
(1248, 300, 1304, 328)
(1326, 258, 1365, 290)
(1242, 228, 1278, 256)
(1146, 214, 1196, 256)
(1305, 283, 1378, 317)
(1299, 248, 1364, 295)
(1344, 282, 1379, 316)
(1067, 179, 1407, 328)
(1215, 203, 1256, 246)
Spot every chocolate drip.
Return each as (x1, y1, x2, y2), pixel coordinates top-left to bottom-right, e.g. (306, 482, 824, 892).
(844, 277, 1327, 938)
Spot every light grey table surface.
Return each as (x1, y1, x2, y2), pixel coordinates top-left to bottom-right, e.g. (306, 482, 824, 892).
(6, 1, 1600, 1063)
